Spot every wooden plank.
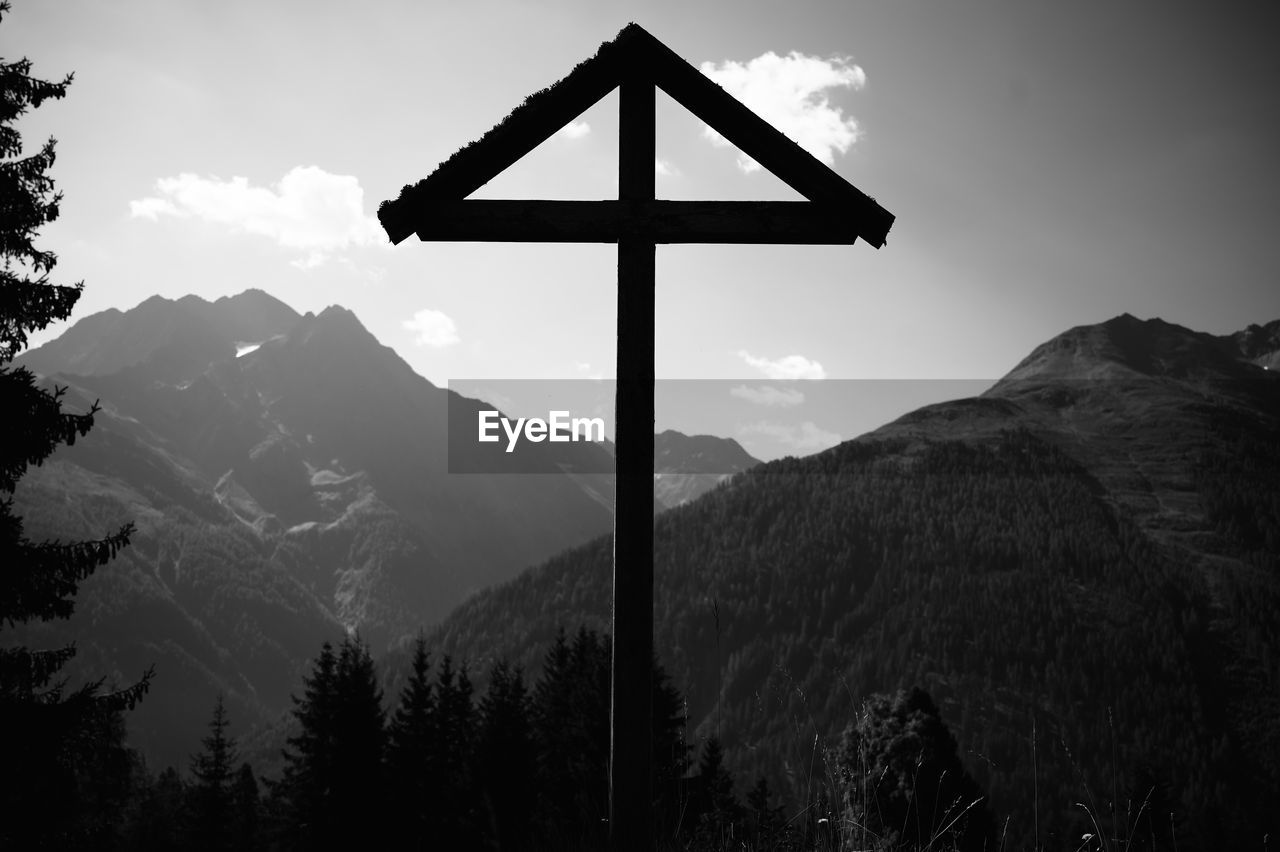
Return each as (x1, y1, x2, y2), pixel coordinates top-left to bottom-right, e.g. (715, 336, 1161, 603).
(381, 24, 895, 248)
(380, 48, 623, 244)
(411, 200, 861, 244)
(611, 73, 655, 852)
(633, 28, 896, 248)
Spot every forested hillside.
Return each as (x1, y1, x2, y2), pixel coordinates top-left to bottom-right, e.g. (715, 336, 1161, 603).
(430, 315, 1280, 849)
(10, 290, 772, 770)
(11, 291, 616, 766)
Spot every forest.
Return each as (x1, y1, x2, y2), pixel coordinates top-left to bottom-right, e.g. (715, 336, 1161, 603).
(430, 429, 1280, 850)
(16, 627, 1006, 852)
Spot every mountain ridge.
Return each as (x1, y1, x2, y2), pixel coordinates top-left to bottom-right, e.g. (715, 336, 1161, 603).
(425, 310, 1280, 848)
(11, 290, 615, 765)
(17, 289, 300, 379)
(10, 290, 768, 767)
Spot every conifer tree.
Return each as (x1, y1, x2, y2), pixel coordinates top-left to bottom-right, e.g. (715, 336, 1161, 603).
(386, 634, 437, 849)
(531, 628, 610, 841)
(691, 736, 741, 847)
(274, 636, 387, 848)
(186, 695, 236, 851)
(477, 660, 535, 850)
(274, 641, 337, 848)
(131, 766, 186, 851)
(0, 3, 149, 844)
(432, 654, 478, 847)
(529, 627, 688, 846)
(331, 634, 387, 846)
(229, 763, 262, 852)
(651, 650, 691, 840)
(531, 628, 587, 842)
(745, 776, 790, 850)
(839, 687, 995, 852)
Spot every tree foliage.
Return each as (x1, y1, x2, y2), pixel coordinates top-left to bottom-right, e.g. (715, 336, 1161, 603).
(386, 634, 438, 848)
(426, 425, 1280, 848)
(272, 634, 387, 849)
(0, 4, 149, 846)
(839, 687, 995, 851)
(186, 695, 237, 851)
(689, 736, 744, 848)
(477, 659, 535, 849)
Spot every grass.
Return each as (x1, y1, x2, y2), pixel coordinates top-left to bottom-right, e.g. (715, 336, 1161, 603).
(666, 681, 1190, 852)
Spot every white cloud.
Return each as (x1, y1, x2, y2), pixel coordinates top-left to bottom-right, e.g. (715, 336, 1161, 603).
(129, 197, 180, 219)
(655, 158, 680, 177)
(699, 51, 866, 173)
(130, 165, 387, 267)
(558, 120, 591, 139)
(739, 420, 842, 453)
(403, 309, 460, 348)
(737, 350, 827, 380)
(730, 384, 805, 407)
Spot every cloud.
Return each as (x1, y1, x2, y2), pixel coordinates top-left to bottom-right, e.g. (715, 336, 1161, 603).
(129, 165, 387, 267)
(739, 420, 842, 453)
(655, 158, 680, 177)
(737, 350, 827, 380)
(403, 309, 460, 348)
(558, 120, 591, 139)
(129, 197, 179, 219)
(730, 384, 805, 407)
(699, 51, 866, 173)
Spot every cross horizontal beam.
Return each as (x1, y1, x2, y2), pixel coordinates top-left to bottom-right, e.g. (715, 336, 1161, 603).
(410, 200, 862, 245)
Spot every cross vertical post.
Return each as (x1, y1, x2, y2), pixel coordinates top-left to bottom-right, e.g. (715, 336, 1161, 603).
(377, 24, 895, 852)
(611, 70, 655, 851)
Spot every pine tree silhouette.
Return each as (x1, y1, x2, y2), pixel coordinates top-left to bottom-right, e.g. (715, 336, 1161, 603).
(432, 654, 479, 849)
(274, 635, 387, 848)
(274, 641, 337, 847)
(186, 695, 237, 851)
(132, 766, 186, 851)
(691, 736, 741, 848)
(746, 776, 790, 850)
(477, 660, 535, 850)
(839, 687, 995, 852)
(531, 628, 611, 846)
(528, 627, 688, 848)
(229, 762, 263, 852)
(0, 3, 149, 844)
(334, 634, 388, 846)
(386, 634, 438, 849)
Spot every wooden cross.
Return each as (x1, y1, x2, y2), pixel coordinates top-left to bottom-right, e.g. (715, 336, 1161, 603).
(378, 23, 893, 851)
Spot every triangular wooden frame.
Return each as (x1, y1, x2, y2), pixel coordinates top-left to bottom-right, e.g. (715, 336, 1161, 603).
(378, 23, 894, 249)
(378, 24, 893, 852)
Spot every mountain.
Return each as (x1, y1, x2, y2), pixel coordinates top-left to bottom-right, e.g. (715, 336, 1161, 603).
(11, 291, 616, 766)
(17, 288, 299, 379)
(426, 314, 1280, 848)
(10, 290, 769, 769)
(1228, 318, 1280, 370)
(653, 430, 760, 509)
(597, 432, 762, 510)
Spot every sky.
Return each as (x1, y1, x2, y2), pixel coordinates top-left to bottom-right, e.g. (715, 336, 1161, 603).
(6, 0, 1280, 459)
